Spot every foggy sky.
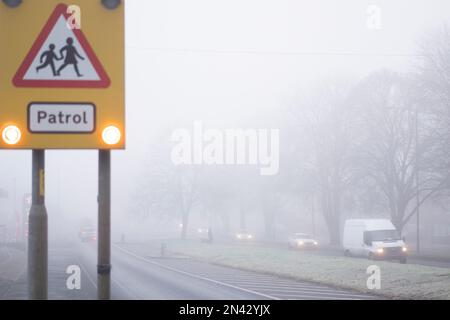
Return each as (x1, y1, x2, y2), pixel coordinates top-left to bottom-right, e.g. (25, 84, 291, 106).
(1, 0, 450, 235)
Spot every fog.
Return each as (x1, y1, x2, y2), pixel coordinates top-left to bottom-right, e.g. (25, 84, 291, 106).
(2, 0, 450, 246)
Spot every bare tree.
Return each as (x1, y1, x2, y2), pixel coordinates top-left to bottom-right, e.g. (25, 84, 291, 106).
(351, 70, 448, 233)
(132, 143, 199, 239)
(175, 167, 200, 239)
(418, 26, 450, 109)
(289, 80, 356, 245)
(417, 25, 450, 182)
(196, 166, 236, 236)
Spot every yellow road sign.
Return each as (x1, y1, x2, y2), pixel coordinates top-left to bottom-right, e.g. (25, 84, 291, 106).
(0, 0, 125, 149)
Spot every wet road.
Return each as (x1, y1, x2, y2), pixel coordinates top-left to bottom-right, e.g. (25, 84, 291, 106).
(33, 241, 376, 300)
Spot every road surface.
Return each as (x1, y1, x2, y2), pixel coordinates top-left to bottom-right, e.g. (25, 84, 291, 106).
(0, 240, 376, 300)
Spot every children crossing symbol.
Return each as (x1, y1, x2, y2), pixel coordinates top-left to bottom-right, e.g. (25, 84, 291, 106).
(13, 3, 110, 88)
(36, 38, 86, 77)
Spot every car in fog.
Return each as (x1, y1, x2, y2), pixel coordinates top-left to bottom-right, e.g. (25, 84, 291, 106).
(79, 227, 97, 242)
(235, 231, 254, 241)
(288, 233, 319, 249)
(343, 219, 407, 263)
(197, 227, 209, 235)
(198, 227, 214, 243)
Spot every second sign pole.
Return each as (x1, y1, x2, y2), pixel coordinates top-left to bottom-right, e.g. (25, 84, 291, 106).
(98, 150, 111, 300)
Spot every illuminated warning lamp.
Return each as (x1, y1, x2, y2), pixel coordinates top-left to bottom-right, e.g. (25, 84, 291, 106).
(2, 0, 22, 8)
(2, 125, 22, 145)
(101, 0, 121, 10)
(102, 125, 121, 145)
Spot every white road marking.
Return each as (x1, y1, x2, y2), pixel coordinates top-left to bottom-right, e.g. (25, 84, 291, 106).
(76, 257, 97, 290)
(286, 295, 364, 300)
(234, 283, 363, 294)
(113, 244, 280, 300)
(76, 243, 140, 300)
(219, 278, 373, 298)
(222, 279, 334, 287)
(247, 287, 374, 298)
(198, 274, 282, 280)
(114, 244, 375, 300)
(201, 277, 293, 283)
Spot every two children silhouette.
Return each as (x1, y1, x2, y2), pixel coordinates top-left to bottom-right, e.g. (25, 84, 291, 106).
(36, 37, 85, 77)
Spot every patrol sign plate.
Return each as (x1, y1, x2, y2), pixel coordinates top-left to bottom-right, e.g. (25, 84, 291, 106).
(28, 103, 95, 134)
(0, 0, 125, 149)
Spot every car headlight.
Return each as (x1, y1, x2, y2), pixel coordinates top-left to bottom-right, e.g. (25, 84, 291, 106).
(237, 234, 242, 239)
(313, 241, 318, 245)
(402, 247, 407, 252)
(298, 241, 304, 245)
(247, 235, 253, 239)
(377, 248, 384, 254)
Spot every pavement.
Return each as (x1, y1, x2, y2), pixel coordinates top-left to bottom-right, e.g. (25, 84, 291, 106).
(0, 243, 95, 300)
(0, 247, 8, 263)
(0, 240, 377, 300)
(0, 245, 27, 299)
(0, 247, 26, 281)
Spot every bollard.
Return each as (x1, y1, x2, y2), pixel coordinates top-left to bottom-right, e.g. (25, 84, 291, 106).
(160, 242, 167, 258)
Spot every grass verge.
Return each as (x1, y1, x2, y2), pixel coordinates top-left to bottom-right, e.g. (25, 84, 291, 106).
(166, 240, 450, 300)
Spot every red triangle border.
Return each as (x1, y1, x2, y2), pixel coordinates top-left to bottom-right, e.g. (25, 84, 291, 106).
(13, 3, 111, 89)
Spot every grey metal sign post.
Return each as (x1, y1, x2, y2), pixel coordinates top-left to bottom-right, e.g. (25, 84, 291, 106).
(28, 150, 48, 300)
(98, 150, 111, 300)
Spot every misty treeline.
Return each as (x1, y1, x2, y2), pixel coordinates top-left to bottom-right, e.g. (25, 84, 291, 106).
(132, 27, 450, 245)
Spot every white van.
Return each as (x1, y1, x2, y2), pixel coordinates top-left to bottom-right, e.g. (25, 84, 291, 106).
(343, 219, 407, 263)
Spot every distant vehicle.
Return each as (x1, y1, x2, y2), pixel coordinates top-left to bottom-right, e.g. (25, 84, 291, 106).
(197, 227, 209, 241)
(197, 228, 209, 235)
(79, 227, 97, 242)
(198, 227, 214, 244)
(235, 231, 254, 241)
(288, 233, 318, 249)
(343, 219, 407, 263)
